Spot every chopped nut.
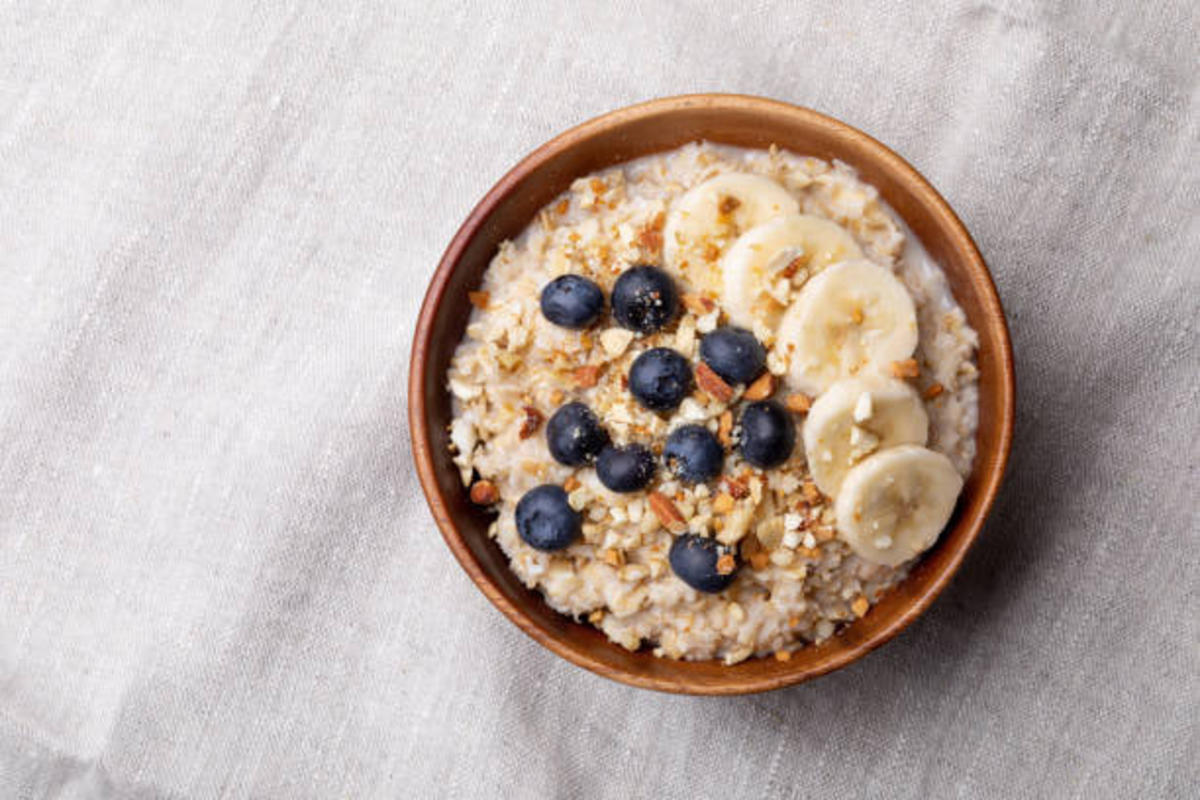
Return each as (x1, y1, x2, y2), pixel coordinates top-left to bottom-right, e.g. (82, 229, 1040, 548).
(587, 609, 605, 624)
(695, 362, 734, 402)
(681, 293, 716, 315)
(601, 548, 626, 568)
(712, 493, 735, 514)
(648, 491, 687, 533)
(784, 393, 812, 413)
(562, 475, 581, 492)
(802, 481, 822, 504)
(599, 328, 635, 357)
(702, 241, 722, 262)
(467, 290, 490, 310)
(780, 256, 804, 279)
(589, 177, 607, 195)
(813, 526, 836, 542)
(554, 198, 569, 215)
(636, 212, 665, 252)
(468, 480, 499, 505)
(774, 649, 793, 662)
(717, 194, 741, 215)
(573, 364, 603, 388)
(851, 596, 870, 618)
(923, 382, 945, 399)
(890, 358, 920, 379)
(567, 488, 589, 511)
(850, 306, 865, 325)
(724, 475, 750, 499)
(743, 372, 776, 401)
(518, 406, 543, 439)
(717, 410, 733, 446)
(715, 553, 736, 575)
(549, 389, 564, 405)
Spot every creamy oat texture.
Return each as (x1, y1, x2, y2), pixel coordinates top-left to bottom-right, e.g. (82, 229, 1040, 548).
(447, 143, 979, 663)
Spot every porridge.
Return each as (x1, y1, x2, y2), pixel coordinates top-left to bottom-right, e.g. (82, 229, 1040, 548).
(447, 143, 979, 663)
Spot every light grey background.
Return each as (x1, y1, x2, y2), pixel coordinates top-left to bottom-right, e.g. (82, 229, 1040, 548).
(1, 1, 1197, 798)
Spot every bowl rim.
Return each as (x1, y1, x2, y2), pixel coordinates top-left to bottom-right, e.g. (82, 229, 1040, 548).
(409, 93, 1015, 694)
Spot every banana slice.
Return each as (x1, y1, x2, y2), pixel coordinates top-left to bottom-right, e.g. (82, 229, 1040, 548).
(802, 377, 929, 496)
(835, 445, 963, 566)
(777, 260, 918, 395)
(663, 173, 798, 278)
(722, 214, 863, 329)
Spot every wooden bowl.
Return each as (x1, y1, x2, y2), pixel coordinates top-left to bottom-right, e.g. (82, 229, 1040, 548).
(409, 94, 1014, 695)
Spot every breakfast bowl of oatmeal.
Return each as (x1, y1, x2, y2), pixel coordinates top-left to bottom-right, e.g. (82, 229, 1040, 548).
(410, 95, 1014, 694)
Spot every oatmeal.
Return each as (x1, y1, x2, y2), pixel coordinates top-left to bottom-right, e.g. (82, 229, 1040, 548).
(446, 143, 979, 663)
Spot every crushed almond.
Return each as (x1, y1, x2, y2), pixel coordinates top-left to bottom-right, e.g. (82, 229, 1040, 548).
(573, 364, 603, 388)
(715, 553, 736, 575)
(648, 491, 687, 533)
(717, 410, 733, 446)
(681, 293, 717, 314)
(785, 393, 812, 413)
(717, 194, 741, 215)
(549, 389, 564, 405)
(635, 212, 665, 252)
(802, 481, 822, 504)
(518, 406, 543, 439)
(554, 198, 569, 215)
(601, 548, 626, 568)
(599, 328, 634, 357)
(467, 290, 490, 310)
(468, 480, 499, 505)
(773, 649, 792, 662)
(724, 475, 750, 499)
(780, 256, 803, 279)
(890, 358, 920, 379)
(851, 596, 870, 618)
(562, 475, 581, 492)
(743, 372, 776, 401)
(712, 493, 735, 514)
(695, 362, 734, 402)
(923, 382, 945, 399)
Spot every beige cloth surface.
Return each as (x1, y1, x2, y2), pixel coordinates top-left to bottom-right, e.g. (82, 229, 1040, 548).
(1, 2, 1197, 798)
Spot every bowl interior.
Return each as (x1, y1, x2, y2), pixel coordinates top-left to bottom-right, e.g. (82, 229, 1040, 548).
(410, 96, 1013, 694)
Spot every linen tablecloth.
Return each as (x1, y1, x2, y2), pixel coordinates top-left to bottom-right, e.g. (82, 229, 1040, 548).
(1, 2, 1197, 797)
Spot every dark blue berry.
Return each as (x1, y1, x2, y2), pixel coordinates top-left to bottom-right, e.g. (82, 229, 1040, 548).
(596, 444, 656, 493)
(738, 400, 795, 468)
(699, 327, 766, 385)
(540, 274, 604, 329)
(668, 534, 738, 593)
(629, 347, 692, 411)
(516, 485, 581, 551)
(545, 402, 609, 466)
(611, 265, 678, 333)
(663, 424, 724, 483)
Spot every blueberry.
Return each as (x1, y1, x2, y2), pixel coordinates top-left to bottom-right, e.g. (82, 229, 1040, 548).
(663, 424, 724, 483)
(516, 485, 581, 551)
(699, 327, 766, 384)
(739, 400, 795, 468)
(596, 444, 657, 493)
(540, 274, 604, 329)
(629, 347, 693, 411)
(668, 534, 738, 593)
(611, 264, 678, 333)
(545, 402, 609, 466)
